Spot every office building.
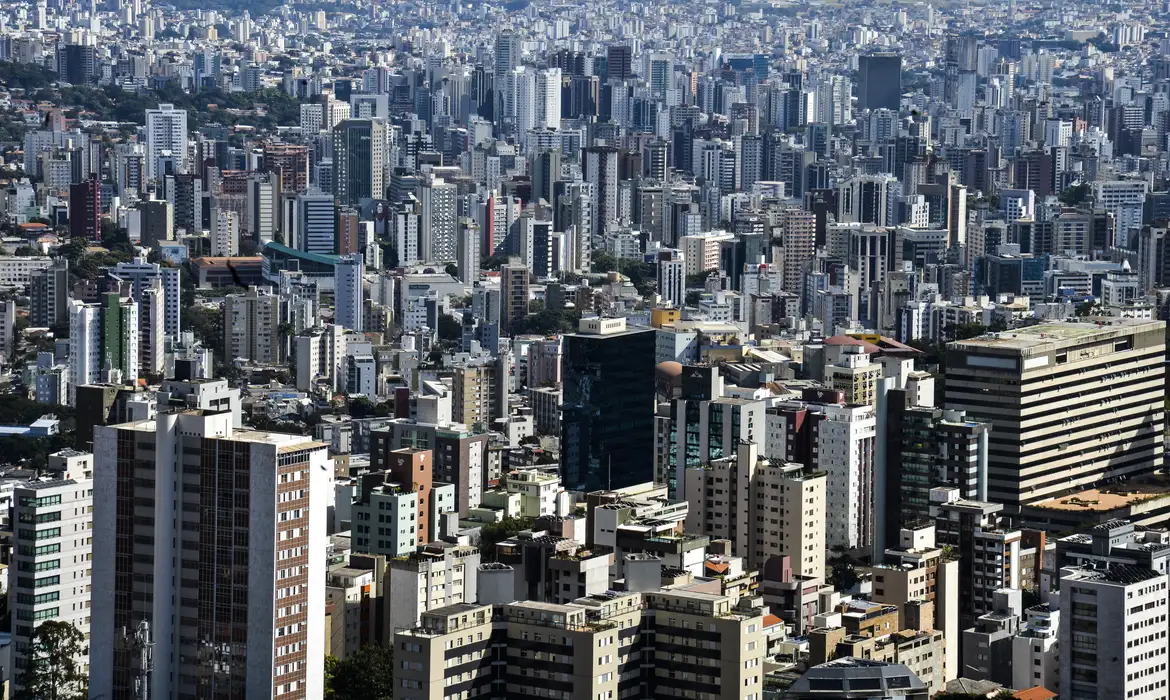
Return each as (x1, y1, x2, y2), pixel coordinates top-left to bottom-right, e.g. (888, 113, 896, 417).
(91, 411, 331, 700)
(69, 177, 101, 240)
(292, 188, 337, 256)
(945, 319, 1165, 507)
(561, 317, 656, 491)
(332, 118, 387, 206)
(385, 543, 479, 638)
(371, 419, 490, 517)
(858, 53, 902, 111)
(334, 253, 364, 332)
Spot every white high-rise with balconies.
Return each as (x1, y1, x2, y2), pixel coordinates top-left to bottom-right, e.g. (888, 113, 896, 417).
(145, 103, 189, 181)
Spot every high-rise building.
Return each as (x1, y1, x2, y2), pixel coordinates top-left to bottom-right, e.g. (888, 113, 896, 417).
(371, 419, 491, 516)
(1059, 564, 1169, 700)
(91, 411, 330, 700)
(224, 286, 281, 365)
(685, 441, 827, 577)
(263, 142, 310, 194)
(395, 587, 768, 700)
(30, 257, 69, 328)
(765, 390, 877, 551)
(561, 317, 657, 491)
(144, 103, 189, 181)
(932, 488, 1022, 629)
(138, 198, 174, 248)
(606, 45, 633, 82)
(499, 261, 530, 332)
(858, 53, 903, 112)
(656, 248, 685, 307)
(334, 253, 364, 332)
(883, 399, 990, 539)
(211, 208, 239, 256)
(584, 145, 620, 237)
(332, 118, 387, 206)
(109, 258, 182, 337)
(69, 177, 101, 240)
(293, 188, 337, 255)
(944, 319, 1165, 507)
(68, 293, 139, 402)
(421, 179, 457, 262)
(9, 477, 94, 689)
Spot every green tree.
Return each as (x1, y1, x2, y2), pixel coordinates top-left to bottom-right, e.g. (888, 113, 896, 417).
(325, 644, 395, 700)
(437, 313, 463, 343)
(478, 516, 536, 560)
(17, 620, 88, 700)
(1059, 183, 1090, 206)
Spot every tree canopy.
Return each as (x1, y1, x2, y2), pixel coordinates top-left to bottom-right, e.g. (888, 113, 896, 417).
(17, 620, 88, 700)
(325, 645, 395, 700)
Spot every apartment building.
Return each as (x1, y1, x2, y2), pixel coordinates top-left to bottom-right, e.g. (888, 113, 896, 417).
(765, 390, 876, 551)
(224, 286, 282, 365)
(9, 478, 93, 685)
(1059, 564, 1169, 700)
(395, 586, 767, 700)
(684, 440, 826, 578)
(932, 488, 1022, 629)
(91, 410, 331, 700)
(387, 542, 480, 639)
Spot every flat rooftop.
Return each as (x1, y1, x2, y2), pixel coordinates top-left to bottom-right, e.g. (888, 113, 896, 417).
(1025, 474, 1170, 513)
(951, 318, 1164, 352)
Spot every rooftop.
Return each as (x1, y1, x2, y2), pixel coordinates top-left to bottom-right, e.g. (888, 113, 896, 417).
(1026, 474, 1170, 513)
(950, 318, 1163, 353)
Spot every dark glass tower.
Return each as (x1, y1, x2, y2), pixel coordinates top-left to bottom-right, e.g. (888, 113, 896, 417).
(560, 321, 656, 491)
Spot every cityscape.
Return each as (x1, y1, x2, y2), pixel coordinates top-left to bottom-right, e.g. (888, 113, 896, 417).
(0, 0, 1168, 698)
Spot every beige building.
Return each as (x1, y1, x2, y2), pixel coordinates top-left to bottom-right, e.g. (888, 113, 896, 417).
(394, 585, 767, 700)
(860, 525, 960, 684)
(224, 286, 281, 365)
(945, 318, 1166, 506)
(685, 441, 826, 578)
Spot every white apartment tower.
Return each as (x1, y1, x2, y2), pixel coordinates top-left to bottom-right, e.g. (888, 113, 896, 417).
(145, 103, 189, 181)
(1059, 565, 1169, 700)
(10, 478, 94, 688)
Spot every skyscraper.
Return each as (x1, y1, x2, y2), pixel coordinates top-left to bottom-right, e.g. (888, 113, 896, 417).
(293, 188, 337, 255)
(144, 103, 189, 181)
(332, 118, 387, 207)
(30, 257, 69, 328)
(69, 177, 100, 240)
(560, 317, 656, 491)
(858, 53, 903, 112)
(335, 253, 364, 332)
(606, 44, 633, 83)
(91, 411, 330, 699)
(499, 261, 530, 331)
(421, 178, 457, 262)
